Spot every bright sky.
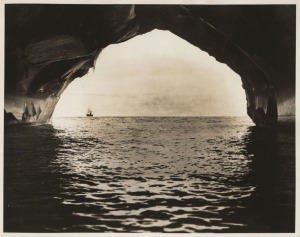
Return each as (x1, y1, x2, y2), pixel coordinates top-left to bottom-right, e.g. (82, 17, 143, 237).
(53, 29, 247, 117)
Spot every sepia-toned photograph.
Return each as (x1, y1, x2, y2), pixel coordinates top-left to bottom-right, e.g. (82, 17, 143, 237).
(3, 2, 296, 234)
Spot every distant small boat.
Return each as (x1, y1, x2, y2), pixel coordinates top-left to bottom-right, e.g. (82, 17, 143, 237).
(86, 108, 93, 117)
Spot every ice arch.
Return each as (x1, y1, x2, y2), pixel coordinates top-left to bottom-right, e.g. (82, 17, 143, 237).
(53, 29, 247, 118)
(4, 5, 295, 126)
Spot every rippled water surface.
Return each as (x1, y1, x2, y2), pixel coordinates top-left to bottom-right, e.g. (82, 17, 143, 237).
(4, 117, 295, 232)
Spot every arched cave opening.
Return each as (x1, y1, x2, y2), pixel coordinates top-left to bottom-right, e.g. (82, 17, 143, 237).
(4, 5, 295, 127)
(3, 5, 296, 233)
(52, 30, 248, 119)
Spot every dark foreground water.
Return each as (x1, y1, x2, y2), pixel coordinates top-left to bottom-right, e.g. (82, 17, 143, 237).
(4, 117, 295, 232)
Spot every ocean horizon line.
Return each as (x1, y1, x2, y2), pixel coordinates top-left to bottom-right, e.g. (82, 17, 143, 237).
(53, 115, 251, 118)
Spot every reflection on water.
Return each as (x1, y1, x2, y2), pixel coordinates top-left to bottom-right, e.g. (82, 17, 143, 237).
(4, 117, 295, 232)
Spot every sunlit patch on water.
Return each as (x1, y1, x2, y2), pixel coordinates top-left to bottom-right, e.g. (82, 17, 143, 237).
(4, 117, 295, 232)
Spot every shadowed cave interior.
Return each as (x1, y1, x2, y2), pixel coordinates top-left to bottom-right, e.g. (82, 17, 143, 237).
(4, 5, 296, 126)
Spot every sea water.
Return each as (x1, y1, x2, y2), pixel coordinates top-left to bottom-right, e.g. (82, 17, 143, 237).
(4, 117, 295, 232)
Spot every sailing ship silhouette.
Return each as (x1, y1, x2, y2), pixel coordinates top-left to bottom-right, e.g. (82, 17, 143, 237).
(86, 108, 93, 117)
